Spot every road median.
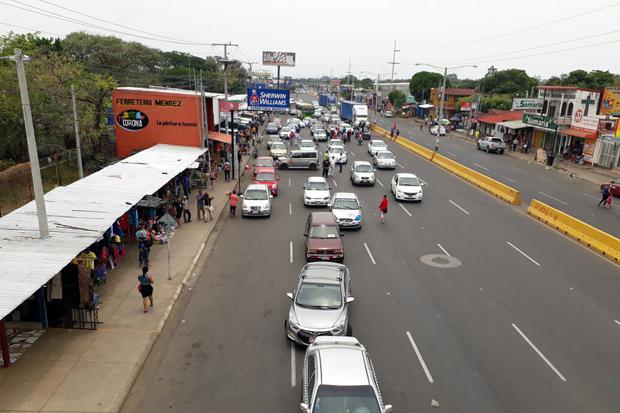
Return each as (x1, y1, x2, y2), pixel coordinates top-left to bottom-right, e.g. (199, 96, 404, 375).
(528, 199, 620, 263)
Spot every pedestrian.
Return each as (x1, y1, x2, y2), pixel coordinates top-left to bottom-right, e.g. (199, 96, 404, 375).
(196, 190, 205, 221)
(598, 184, 611, 207)
(209, 169, 217, 190)
(322, 157, 330, 178)
(323, 150, 329, 161)
(522, 141, 528, 154)
(512, 138, 518, 152)
(395, 128, 400, 141)
(224, 160, 231, 182)
(228, 190, 239, 217)
(338, 154, 343, 173)
(329, 154, 336, 177)
(182, 172, 190, 196)
(174, 197, 183, 226)
(203, 191, 214, 221)
(137, 266, 154, 313)
(390, 127, 394, 139)
(182, 195, 191, 223)
(419, 122, 423, 130)
(379, 194, 389, 223)
(136, 225, 150, 266)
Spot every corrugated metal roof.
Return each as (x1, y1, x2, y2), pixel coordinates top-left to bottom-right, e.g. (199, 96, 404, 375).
(116, 86, 223, 98)
(0, 144, 206, 320)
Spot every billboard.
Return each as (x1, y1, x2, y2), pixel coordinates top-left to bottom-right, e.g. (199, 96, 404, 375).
(512, 98, 543, 111)
(262, 51, 296, 67)
(113, 88, 201, 158)
(247, 88, 290, 111)
(600, 87, 620, 115)
(219, 100, 240, 112)
(571, 112, 599, 131)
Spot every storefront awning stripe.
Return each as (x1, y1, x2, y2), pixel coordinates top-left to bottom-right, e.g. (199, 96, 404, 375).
(0, 144, 206, 320)
(208, 131, 232, 144)
(560, 128, 597, 139)
(496, 120, 528, 129)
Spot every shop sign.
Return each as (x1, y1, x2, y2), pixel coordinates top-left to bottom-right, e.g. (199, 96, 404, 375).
(616, 120, 620, 138)
(247, 88, 290, 111)
(523, 113, 557, 132)
(116, 109, 149, 131)
(600, 87, 620, 115)
(460, 101, 472, 111)
(262, 51, 296, 67)
(571, 112, 599, 131)
(512, 98, 543, 111)
(219, 100, 240, 112)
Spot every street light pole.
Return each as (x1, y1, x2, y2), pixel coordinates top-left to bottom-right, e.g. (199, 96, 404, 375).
(70, 85, 84, 179)
(11, 48, 49, 238)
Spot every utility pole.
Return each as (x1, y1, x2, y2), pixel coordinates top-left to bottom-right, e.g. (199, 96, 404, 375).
(10, 48, 49, 238)
(388, 40, 400, 91)
(242, 61, 258, 84)
(436, 66, 448, 152)
(348, 59, 353, 100)
(70, 84, 84, 179)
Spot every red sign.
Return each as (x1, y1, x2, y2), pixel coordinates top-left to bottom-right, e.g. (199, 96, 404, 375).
(219, 100, 240, 112)
(460, 101, 472, 111)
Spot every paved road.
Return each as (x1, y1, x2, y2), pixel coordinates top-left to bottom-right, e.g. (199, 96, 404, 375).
(123, 118, 620, 413)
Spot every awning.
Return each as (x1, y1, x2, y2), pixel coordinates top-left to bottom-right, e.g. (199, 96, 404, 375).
(0, 144, 206, 320)
(560, 128, 597, 139)
(418, 104, 434, 109)
(208, 131, 232, 144)
(497, 120, 528, 130)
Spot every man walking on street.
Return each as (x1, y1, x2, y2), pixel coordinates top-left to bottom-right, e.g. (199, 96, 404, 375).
(322, 157, 330, 178)
(224, 160, 231, 182)
(182, 196, 191, 223)
(598, 184, 611, 208)
(196, 190, 205, 221)
(228, 190, 239, 217)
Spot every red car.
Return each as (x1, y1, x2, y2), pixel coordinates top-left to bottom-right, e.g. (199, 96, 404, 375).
(253, 166, 279, 196)
(604, 178, 620, 197)
(304, 212, 344, 262)
(254, 156, 275, 172)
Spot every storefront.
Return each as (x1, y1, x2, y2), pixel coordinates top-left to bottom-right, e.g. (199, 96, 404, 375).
(522, 113, 559, 152)
(556, 127, 597, 163)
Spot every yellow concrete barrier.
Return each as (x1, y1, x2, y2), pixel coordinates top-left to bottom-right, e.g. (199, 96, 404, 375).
(369, 124, 521, 205)
(528, 199, 620, 262)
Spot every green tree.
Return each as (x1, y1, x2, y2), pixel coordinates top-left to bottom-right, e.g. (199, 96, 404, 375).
(359, 78, 374, 90)
(388, 90, 406, 110)
(409, 71, 447, 101)
(480, 94, 512, 112)
(480, 68, 537, 96)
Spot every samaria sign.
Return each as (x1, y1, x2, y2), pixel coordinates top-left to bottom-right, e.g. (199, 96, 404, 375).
(512, 98, 543, 110)
(247, 88, 290, 111)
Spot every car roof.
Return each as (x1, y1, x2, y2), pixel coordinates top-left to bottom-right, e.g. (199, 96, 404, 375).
(255, 166, 276, 173)
(245, 184, 269, 191)
(376, 150, 393, 155)
(397, 173, 418, 179)
(302, 262, 346, 283)
(309, 212, 338, 225)
(317, 346, 370, 386)
(307, 176, 327, 183)
(333, 192, 357, 200)
(371, 140, 386, 144)
(257, 156, 273, 160)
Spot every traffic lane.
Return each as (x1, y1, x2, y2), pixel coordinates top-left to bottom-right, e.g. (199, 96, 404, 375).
(130, 169, 304, 412)
(354, 132, 620, 411)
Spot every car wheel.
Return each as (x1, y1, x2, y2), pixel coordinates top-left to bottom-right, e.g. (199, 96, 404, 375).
(500, 149, 504, 154)
(308, 163, 317, 170)
(279, 163, 289, 170)
(486, 147, 491, 153)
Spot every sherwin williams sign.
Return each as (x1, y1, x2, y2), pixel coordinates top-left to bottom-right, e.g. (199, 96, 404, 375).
(512, 98, 543, 110)
(247, 88, 290, 111)
(523, 113, 557, 132)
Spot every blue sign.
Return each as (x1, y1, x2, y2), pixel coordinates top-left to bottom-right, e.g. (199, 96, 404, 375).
(247, 88, 290, 111)
(250, 82, 268, 89)
(283, 76, 292, 88)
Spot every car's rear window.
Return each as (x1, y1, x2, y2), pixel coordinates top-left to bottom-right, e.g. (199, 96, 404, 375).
(313, 385, 381, 413)
(491, 138, 503, 143)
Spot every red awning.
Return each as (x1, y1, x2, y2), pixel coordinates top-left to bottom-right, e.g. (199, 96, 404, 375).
(208, 131, 231, 144)
(560, 128, 597, 139)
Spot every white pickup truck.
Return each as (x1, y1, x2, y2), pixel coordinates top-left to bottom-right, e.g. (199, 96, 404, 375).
(476, 136, 506, 154)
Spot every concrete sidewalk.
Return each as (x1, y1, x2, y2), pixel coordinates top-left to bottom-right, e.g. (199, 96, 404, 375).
(0, 157, 250, 413)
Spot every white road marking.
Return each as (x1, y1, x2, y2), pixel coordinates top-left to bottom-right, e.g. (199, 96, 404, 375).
(363, 242, 376, 265)
(446, 151, 457, 157)
(376, 178, 384, 187)
(437, 243, 451, 257)
(473, 162, 490, 171)
(501, 175, 517, 184)
(511, 323, 567, 382)
(289, 241, 294, 264)
(399, 204, 412, 216)
(406, 331, 434, 384)
(332, 179, 338, 187)
(584, 193, 599, 201)
(449, 199, 470, 215)
(615, 320, 620, 326)
(539, 176, 554, 183)
(419, 178, 429, 186)
(396, 161, 405, 169)
(350, 152, 356, 157)
(288, 178, 291, 187)
(290, 342, 296, 387)
(538, 191, 567, 205)
(424, 143, 434, 148)
(506, 241, 540, 266)
(289, 202, 292, 216)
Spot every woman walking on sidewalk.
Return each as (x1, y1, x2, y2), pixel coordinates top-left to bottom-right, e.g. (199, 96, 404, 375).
(227, 190, 239, 218)
(379, 194, 389, 223)
(203, 191, 214, 222)
(137, 266, 154, 313)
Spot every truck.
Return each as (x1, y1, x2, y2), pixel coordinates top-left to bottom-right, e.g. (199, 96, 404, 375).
(339, 101, 369, 127)
(318, 94, 336, 108)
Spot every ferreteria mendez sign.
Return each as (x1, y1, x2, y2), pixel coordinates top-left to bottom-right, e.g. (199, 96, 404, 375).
(247, 88, 290, 111)
(523, 113, 558, 132)
(512, 98, 543, 110)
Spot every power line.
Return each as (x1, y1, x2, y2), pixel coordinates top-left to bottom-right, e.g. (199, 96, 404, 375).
(0, 20, 61, 36)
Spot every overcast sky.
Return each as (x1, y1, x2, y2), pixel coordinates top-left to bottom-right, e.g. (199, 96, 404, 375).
(1, 0, 619, 81)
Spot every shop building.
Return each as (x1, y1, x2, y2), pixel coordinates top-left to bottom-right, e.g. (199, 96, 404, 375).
(473, 110, 524, 136)
(430, 88, 476, 119)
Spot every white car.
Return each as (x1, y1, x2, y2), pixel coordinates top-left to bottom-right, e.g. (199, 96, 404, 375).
(303, 176, 331, 206)
(430, 125, 446, 136)
(331, 114, 341, 123)
(383, 110, 393, 117)
(321, 114, 331, 122)
(373, 150, 396, 169)
(329, 146, 347, 164)
(269, 142, 287, 159)
(241, 184, 272, 217)
(350, 161, 375, 185)
(391, 173, 423, 202)
(303, 117, 312, 127)
(328, 139, 344, 149)
(329, 192, 362, 228)
(368, 139, 388, 156)
(280, 126, 293, 140)
(313, 129, 327, 142)
(299, 139, 316, 150)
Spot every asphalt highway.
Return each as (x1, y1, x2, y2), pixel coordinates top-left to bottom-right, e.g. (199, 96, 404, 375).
(123, 118, 620, 413)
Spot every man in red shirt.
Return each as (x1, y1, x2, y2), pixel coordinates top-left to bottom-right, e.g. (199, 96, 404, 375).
(228, 190, 239, 218)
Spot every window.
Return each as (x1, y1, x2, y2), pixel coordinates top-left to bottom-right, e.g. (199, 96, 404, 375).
(548, 104, 556, 117)
(567, 102, 573, 117)
(303, 152, 317, 159)
(312, 385, 381, 413)
(542, 100, 548, 114)
(291, 152, 302, 158)
(560, 102, 567, 116)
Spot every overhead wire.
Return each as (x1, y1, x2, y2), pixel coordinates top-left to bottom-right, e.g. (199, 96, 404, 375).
(0, 21, 61, 36)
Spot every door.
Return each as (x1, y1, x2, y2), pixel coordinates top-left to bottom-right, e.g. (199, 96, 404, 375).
(391, 176, 398, 192)
(290, 152, 303, 167)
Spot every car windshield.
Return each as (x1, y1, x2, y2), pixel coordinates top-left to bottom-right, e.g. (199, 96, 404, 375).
(307, 181, 329, 190)
(315, 129, 325, 134)
(373, 142, 386, 148)
(244, 189, 268, 200)
(309, 224, 339, 239)
(256, 159, 272, 167)
(333, 198, 359, 210)
(355, 164, 373, 172)
(281, 127, 291, 133)
(296, 282, 342, 309)
(256, 173, 275, 181)
(301, 141, 314, 147)
(271, 143, 285, 150)
(312, 385, 381, 413)
(376, 152, 393, 159)
(330, 147, 344, 154)
(399, 177, 420, 186)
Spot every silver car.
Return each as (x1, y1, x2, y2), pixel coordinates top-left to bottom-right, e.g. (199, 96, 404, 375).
(241, 184, 272, 217)
(285, 262, 353, 346)
(373, 150, 396, 169)
(300, 336, 393, 413)
(350, 161, 375, 185)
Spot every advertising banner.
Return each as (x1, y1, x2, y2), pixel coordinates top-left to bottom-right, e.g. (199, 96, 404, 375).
(219, 100, 240, 112)
(512, 98, 543, 111)
(460, 101, 472, 111)
(262, 51, 296, 67)
(523, 113, 557, 132)
(247, 88, 290, 111)
(571, 112, 599, 131)
(600, 87, 620, 115)
(113, 89, 201, 158)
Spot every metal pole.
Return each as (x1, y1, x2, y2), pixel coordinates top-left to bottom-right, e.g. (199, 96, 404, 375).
(277, 66, 281, 89)
(390, 40, 398, 91)
(70, 85, 84, 179)
(166, 225, 171, 280)
(0, 320, 10, 368)
(230, 109, 236, 180)
(376, 74, 379, 113)
(14, 48, 49, 239)
(435, 66, 447, 152)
